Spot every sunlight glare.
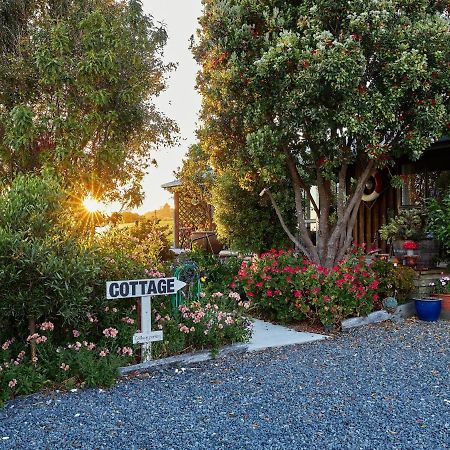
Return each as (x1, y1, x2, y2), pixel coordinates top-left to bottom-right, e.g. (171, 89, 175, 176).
(83, 196, 102, 213)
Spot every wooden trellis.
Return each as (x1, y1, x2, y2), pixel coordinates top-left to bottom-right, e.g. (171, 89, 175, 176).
(162, 180, 214, 249)
(177, 190, 214, 248)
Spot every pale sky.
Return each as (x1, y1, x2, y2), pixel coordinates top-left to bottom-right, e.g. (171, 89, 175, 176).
(136, 0, 203, 213)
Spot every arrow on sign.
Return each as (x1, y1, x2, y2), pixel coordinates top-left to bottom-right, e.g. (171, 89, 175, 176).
(106, 277, 186, 299)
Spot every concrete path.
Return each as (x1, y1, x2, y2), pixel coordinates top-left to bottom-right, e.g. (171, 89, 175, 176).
(120, 318, 327, 375)
(247, 318, 327, 351)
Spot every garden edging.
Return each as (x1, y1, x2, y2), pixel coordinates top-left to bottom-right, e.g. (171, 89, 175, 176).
(119, 318, 328, 375)
(341, 300, 417, 331)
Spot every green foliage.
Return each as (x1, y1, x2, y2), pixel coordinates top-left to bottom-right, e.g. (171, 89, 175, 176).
(371, 260, 416, 303)
(211, 172, 294, 253)
(379, 208, 426, 241)
(0, 174, 100, 331)
(99, 218, 173, 269)
(0, 171, 63, 236)
(236, 249, 378, 325)
(187, 249, 243, 294)
(194, 0, 450, 265)
(429, 275, 450, 294)
(0, 0, 177, 207)
(427, 191, 450, 255)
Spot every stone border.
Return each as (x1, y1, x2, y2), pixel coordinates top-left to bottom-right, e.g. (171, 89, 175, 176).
(341, 301, 417, 331)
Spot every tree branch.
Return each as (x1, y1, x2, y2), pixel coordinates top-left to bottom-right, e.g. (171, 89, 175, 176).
(284, 150, 320, 217)
(337, 163, 348, 220)
(334, 196, 363, 264)
(283, 152, 320, 262)
(325, 159, 374, 265)
(260, 188, 306, 251)
(316, 166, 332, 262)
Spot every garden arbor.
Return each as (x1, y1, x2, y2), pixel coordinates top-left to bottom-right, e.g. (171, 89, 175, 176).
(194, 0, 450, 267)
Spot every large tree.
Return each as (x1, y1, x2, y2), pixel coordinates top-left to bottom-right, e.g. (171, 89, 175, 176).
(0, 0, 177, 206)
(194, 0, 450, 266)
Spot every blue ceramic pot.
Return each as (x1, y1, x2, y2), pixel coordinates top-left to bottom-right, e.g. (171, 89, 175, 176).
(414, 298, 442, 322)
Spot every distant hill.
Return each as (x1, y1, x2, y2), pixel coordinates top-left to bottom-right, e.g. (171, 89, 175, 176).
(115, 203, 173, 224)
(144, 203, 173, 221)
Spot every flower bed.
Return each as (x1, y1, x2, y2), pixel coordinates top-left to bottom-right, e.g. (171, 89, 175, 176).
(0, 176, 251, 406)
(234, 249, 379, 325)
(0, 305, 137, 406)
(0, 288, 251, 406)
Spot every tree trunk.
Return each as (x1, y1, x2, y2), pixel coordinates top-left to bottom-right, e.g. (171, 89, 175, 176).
(268, 155, 375, 268)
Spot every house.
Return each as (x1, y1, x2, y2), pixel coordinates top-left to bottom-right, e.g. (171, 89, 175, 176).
(164, 138, 450, 256)
(353, 137, 450, 253)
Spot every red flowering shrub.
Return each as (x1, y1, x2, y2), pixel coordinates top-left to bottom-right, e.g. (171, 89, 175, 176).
(235, 249, 379, 325)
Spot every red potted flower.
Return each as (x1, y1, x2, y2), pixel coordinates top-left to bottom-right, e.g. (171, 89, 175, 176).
(402, 240, 418, 256)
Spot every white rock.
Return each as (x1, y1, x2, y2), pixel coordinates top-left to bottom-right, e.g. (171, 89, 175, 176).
(367, 310, 392, 323)
(341, 317, 368, 330)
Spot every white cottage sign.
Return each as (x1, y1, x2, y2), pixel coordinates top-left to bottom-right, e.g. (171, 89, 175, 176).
(106, 277, 186, 362)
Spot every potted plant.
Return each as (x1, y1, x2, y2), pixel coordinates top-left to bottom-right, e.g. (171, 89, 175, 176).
(402, 240, 418, 267)
(403, 240, 418, 256)
(371, 259, 416, 305)
(379, 208, 439, 267)
(429, 275, 450, 319)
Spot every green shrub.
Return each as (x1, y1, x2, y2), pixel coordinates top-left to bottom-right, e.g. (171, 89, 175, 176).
(427, 191, 450, 256)
(98, 218, 173, 268)
(371, 260, 416, 303)
(379, 208, 426, 241)
(0, 172, 63, 237)
(186, 249, 243, 294)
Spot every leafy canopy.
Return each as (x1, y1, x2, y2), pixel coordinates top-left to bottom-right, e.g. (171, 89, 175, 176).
(194, 0, 450, 265)
(0, 0, 177, 207)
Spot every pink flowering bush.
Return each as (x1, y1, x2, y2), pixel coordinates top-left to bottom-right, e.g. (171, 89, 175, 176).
(1, 283, 253, 406)
(235, 249, 379, 325)
(152, 291, 252, 358)
(0, 301, 139, 406)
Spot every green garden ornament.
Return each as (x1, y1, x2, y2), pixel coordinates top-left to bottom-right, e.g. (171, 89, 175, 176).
(171, 262, 202, 315)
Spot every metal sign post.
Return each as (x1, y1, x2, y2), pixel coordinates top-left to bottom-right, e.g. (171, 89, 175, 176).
(106, 277, 186, 362)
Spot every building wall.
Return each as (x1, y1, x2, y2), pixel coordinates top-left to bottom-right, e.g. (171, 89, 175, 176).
(353, 180, 399, 253)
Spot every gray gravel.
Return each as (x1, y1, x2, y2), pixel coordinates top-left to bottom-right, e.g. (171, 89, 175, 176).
(1, 319, 449, 450)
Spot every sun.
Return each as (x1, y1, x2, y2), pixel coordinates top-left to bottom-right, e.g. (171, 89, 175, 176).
(83, 196, 103, 213)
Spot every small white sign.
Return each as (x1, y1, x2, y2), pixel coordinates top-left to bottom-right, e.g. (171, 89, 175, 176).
(106, 277, 186, 299)
(133, 331, 164, 345)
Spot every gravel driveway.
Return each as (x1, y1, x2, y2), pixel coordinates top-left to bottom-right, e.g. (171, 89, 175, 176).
(1, 320, 449, 450)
